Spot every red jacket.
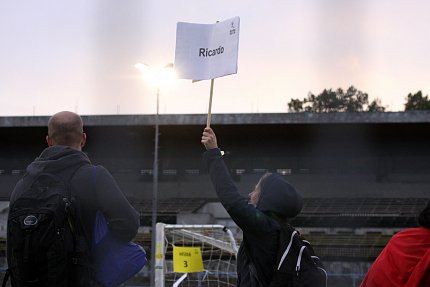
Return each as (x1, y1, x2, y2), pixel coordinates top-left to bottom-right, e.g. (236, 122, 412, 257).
(361, 227, 430, 287)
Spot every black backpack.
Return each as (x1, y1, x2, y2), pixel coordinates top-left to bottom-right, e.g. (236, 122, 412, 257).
(269, 224, 327, 287)
(3, 165, 94, 287)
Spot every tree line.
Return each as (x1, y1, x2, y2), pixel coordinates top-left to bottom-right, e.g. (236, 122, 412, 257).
(287, 86, 430, 112)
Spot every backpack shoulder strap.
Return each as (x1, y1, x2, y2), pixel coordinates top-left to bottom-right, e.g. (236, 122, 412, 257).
(65, 163, 89, 200)
(63, 163, 90, 233)
(275, 223, 298, 271)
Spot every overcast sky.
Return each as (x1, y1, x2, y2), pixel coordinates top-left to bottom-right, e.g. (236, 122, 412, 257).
(1, 0, 430, 116)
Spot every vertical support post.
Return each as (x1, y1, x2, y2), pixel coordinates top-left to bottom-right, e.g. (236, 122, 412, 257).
(151, 87, 160, 287)
(154, 223, 165, 287)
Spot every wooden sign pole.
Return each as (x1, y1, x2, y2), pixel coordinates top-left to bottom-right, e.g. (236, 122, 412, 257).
(206, 78, 215, 128)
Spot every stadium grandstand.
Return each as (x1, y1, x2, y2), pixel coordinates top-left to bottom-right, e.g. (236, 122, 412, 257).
(1, 111, 429, 286)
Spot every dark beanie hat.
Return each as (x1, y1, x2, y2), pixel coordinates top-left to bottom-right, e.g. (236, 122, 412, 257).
(256, 173, 303, 218)
(418, 200, 430, 228)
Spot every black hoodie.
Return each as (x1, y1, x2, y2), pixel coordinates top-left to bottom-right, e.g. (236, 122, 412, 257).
(10, 146, 140, 248)
(203, 148, 303, 287)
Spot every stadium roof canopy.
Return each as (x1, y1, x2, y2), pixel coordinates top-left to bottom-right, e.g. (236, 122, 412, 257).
(1, 111, 430, 127)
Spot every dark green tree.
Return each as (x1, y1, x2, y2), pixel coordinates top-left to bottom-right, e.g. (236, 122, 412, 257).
(343, 86, 369, 112)
(367, 99, 386, 112)
(404, 91, 430, 110)
(287, 98, 305, 112)
(288, 86, 385, 112)
(308, 89, 340, 112)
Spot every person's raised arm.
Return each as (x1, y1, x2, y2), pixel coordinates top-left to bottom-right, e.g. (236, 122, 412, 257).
(201, 128, 274, 234)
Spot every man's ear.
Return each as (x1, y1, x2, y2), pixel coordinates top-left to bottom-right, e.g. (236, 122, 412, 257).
(46, 135, 54, 147)
(80, 133, 87, 148)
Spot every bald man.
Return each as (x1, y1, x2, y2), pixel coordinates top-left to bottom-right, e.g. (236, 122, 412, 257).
(46, 110, 87, 150)
(7, 111, 140, 286)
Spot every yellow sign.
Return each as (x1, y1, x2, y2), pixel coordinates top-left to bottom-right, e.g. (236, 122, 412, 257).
(173, 246, 204, 273)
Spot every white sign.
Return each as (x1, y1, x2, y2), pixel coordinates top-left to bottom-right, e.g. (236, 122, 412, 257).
(174, 17, 240, 81)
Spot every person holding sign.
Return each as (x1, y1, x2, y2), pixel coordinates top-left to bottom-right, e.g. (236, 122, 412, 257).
(201, 128, 305, 287)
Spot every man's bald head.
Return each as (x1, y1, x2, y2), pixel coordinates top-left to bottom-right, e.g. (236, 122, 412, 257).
(46, 111, 86, 150)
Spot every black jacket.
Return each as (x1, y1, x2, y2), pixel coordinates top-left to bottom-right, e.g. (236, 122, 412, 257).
(10, 145, 140, 251)
(203, 148, 303, 287)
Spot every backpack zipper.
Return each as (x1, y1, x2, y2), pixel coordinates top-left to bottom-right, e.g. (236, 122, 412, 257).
(277, 230, 298, 270)
(296, 246, 306, 276)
